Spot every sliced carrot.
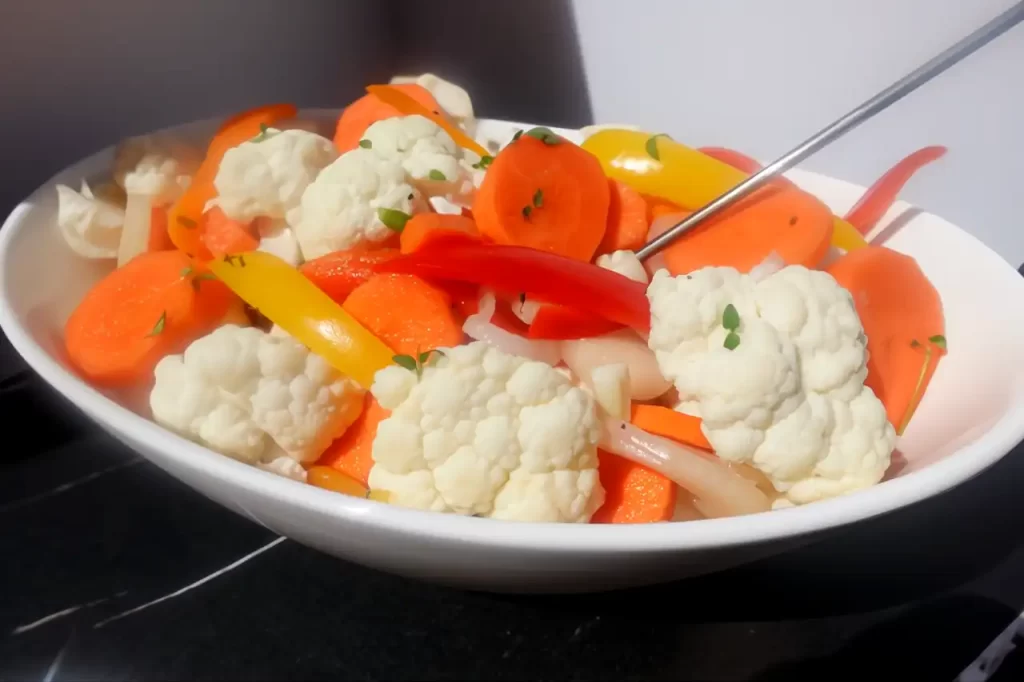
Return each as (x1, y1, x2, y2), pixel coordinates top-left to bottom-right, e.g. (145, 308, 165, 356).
(333, 84, 440, 153)
(168, 103, 297, 260)
(200, 206, 259, 258)
(642, 194, 685, 223)
(400, 213, 481, 254)
(317, 395, 390, 487)
(597, 179, 648, 255)
(591, 449, 676, 524)
(64, 250, 236, 387)
(342, 273, 464, 355)
(473, 134, 610, 262)
(630, 404, 712, 450)
(661, 184, 833, 274)
(300, 246, 400, 305)
(826, 245, 945, 433)
(147, 205, 173, 252)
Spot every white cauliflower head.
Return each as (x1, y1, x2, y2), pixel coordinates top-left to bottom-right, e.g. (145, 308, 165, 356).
(213, 128, 337, 224)
(113, 134, 202, 204)
(255, 218, 304, 267)
(390, 73, 476, 136)
(597, 249, 649, 284)
(150, 325, 364, 466)
(646, 266, 895, 506)
(362, 115, 475, 203)
(293, 147, 426, 258)
(55, 181, 125, 259)
(368, 341, 605, 522)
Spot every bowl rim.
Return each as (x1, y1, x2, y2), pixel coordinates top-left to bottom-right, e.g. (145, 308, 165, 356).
(3, 113, 1024, 554)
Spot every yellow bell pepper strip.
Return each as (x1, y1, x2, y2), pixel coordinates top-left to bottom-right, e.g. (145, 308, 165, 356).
(581, 129, 869, 252)
(365, 85, 489, 158)
(207, 251, 394, 388)
(168, 104, 298, 260)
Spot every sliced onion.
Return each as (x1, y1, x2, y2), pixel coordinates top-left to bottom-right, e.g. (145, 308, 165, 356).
(562, 329, 671, 400)
(463, 292, 562, 365)
(599, 418, 771, 518)
(117, 192, 153, 266)
(749, 251, 785, 282)
(644, 211, 689, 277)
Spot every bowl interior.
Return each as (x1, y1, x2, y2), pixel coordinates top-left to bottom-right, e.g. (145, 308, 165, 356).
(2, 113, 1024, 552)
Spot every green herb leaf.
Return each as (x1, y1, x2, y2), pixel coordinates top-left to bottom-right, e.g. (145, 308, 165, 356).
(524, 127, 561, 145)
(532, 189, 544, 208)
(190, 272, 217, 290)
(929, 334, 947, 351)
(358, 139, 372, 149)
(393, 354, 418, 372)
(723, 331, 740, 351)
(428, 169, 446, 181)
(645, 133, 672, 161)
(511, 129, 524, 142)
(418, 349, 445, 367)
(252, 123, 273, 143)
(522, 205, 533, 219)
(148, 311, 167, 337)
(177, 216, 197, 229)
(180, 265, 194, 278)
(472, 155, 495, 170)
(223, 254, 246, 267)
(377, 207, 411, 233)
(910, 339, 923, 349)
(722, 304, 740, 331)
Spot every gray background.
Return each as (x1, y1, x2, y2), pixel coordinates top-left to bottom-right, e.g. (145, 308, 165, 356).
(2, 0, 1020, 262)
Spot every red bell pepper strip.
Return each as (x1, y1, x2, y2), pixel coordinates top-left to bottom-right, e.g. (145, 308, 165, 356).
(844, 146, 947, 236)
(698, 147, 797, 188)
(698, 147, 763, 175)
(528, 305, 624, 340)
(375, 243, 651, 332)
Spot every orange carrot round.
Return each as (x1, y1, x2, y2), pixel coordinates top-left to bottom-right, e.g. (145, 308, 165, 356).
(168, 103, 297, 260)
(400, 213, 480, 254)
(597, 179, 648, 255)
(630, 404, 711, 451)
(826, 245, 945, 433)
(591, 449, 676, 524)
(333, 84, 440, 153)
(64, 250, 236, 387)
(300, 246, 401, 305)
(473, 133, 610, 262)
(342, 273, 464, 355)
(317, 395, 390, 487)
(662, 184, 833, 274)
(200, 207, 259, 258)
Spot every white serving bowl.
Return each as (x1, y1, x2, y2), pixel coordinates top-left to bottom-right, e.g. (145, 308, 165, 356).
(3, 112, 1024, 594)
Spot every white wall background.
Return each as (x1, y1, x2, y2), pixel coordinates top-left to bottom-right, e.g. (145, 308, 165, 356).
(571, 0, 1024, 265)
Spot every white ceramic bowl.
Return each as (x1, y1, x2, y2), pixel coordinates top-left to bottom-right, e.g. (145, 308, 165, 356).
(3, 112, 1024, 594)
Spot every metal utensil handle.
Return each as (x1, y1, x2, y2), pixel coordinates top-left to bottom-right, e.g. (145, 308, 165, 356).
(636, 1, 1024, 261)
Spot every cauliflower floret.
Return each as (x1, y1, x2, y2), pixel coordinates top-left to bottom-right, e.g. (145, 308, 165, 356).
(113, 134, 202, 204)
(213, 128, 337, 224)
(647, 266, 895, 505)
(255, 218, 303, 267)
(293, 148, 426, 258)
(150, 325, 364, 467)
(391, 73, 476, 136)
(55, 181, 125, 259)
(368, 341, 605, 522)
(362, 115, 475, 202)
(597, 250, 648, 284)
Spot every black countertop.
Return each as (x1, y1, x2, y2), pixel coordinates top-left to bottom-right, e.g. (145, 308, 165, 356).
(2, 328, 1024, 681)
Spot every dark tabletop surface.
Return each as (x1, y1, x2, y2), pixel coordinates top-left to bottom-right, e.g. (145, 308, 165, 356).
(2, 298, 1024, 682)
